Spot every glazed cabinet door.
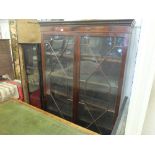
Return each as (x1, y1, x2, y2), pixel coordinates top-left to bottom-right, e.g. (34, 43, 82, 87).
(43, 35, 75, 121)
(23, 44, 42, 108)
(77, 35, 127, 134)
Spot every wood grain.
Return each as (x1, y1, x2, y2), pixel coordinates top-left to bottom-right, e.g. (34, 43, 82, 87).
(0, 39, 14, 79)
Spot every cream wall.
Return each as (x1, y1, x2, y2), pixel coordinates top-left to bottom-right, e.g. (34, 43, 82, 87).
(0, 19, 10, 39)
(125, 19, 155, 134)
(142, 74, 155, 134)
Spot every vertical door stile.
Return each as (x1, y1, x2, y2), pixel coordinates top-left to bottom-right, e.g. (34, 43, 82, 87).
(40, 36, 47, 110)
(72, 35, 80, 122)
(113, 46, 128, 125)
(41, 35, 47, 96)
(37, 44, 45, 109)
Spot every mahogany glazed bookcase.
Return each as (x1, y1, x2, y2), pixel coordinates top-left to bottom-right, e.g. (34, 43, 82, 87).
(39, 20, 135, 134)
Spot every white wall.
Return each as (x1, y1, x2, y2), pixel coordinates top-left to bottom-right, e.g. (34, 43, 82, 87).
(142, 74, 155, 134)
(125, 19, 155, 134)
(0, 19, 10, 39)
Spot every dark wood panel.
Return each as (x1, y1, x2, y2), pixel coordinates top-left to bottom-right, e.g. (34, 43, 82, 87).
(0, 54, 12, 64)
(0, 67, 13, 76)
(0, 39, 10, 52)
(40, 36, 46, 95)
(42, 32, 129, 38)
(0, 50, 11, 54)
(40, 20, 134, 34)
(72, 36, 80, 122)
(0, 39, 14, 79)
(41, 25, 131, 33)
(0, 62, 12, 68)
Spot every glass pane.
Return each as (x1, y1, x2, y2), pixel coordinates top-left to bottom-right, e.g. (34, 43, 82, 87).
(44, 35, 74, 121)
(78, 36, 124, 134)
(23, 45, 41, 108)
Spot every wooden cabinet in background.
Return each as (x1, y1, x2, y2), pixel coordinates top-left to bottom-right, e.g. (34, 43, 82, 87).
(0, 39, 14, 79)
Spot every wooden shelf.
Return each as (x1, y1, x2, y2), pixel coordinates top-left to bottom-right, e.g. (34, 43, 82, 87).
(50, 89, 72, 99)
(81, 56, 121, 63)
(46, 53, 121, 63)
(49, 90, 115, 113)
(49, 73, 118, 88)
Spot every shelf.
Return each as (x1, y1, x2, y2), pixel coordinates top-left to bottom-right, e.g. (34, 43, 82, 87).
(80, 100, 114, 114)
(81, 56, 121, 63)
(50, 89, 72, 99)
(80, 44, 123, 48)
(46, 53, 121, 63)
(48, 73, 118, 95)
(48, 90, 115, 113)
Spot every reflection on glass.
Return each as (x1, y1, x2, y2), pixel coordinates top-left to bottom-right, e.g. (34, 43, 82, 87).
(78, 36, 124, 134)
(23, 45, 41, 108)
(44, 35, 74, 120)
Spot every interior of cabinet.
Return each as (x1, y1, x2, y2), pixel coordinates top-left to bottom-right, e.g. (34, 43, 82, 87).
(22, 44, 43, 108)
(40, 20, 134, 134)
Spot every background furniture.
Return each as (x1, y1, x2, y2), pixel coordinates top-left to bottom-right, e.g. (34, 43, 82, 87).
(9, 20, 43, 108)
(0, 80, 23, 102)
(22, 44, 43, 108)
(0, 39, 14, 79)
